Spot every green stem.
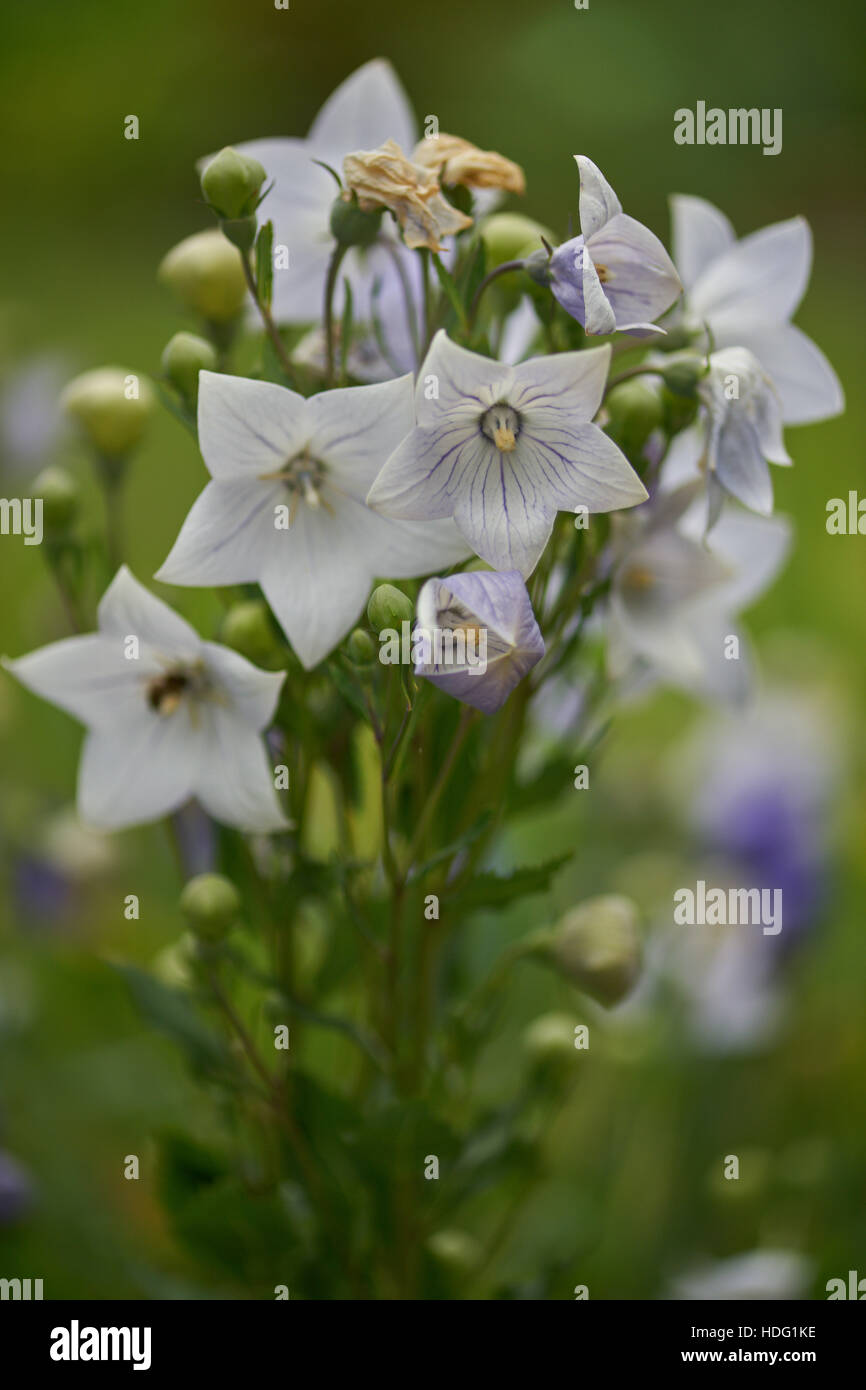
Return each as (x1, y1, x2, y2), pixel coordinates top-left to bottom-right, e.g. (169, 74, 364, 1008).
(467, 259, 525, 330)
(602, 363, 663, 400)
(240, 254, 295, 381)
(324, 243, 348, 386)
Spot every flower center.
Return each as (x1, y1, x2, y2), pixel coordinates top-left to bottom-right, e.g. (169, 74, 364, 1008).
(481, 403, 521, 454)
(146, 663, 209, 717)
(594, 261, 610, 283)
(622, 564, 655, 593)
(258, 452, 331, 520)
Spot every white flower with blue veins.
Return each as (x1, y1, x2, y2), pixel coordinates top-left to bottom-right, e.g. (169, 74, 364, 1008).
(156, 370, 470, 669)
(670, 194, 844, 425)
(366, 330, 647, 577)
(548, 157, 682, 336)
(2, 566, 288, 833)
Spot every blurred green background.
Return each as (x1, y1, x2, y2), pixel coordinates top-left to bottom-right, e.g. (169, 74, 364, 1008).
(0, 0, 864, 1298)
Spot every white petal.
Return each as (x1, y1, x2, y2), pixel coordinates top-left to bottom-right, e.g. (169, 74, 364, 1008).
(195, 708, 288, 833)
(366, 514, 473, 577)
(308, 59, 416, 162)
(670, 194, 735, 291)
(307, 374, 415, 496)
(690, 217, 812, 333)
(499, 296, 541, 365)
(201, 642, 285, 730)
(3, 634, 151, 729)
(155, 478, 283, 587)
(711, 415, 774, 514)
(575, 155, 622, 239)
(659, 424, 705, 492)
(77, 717, 199, 830)
(581, 251, 618, 334)
(451, 450, 557, 576)
(366, 419, 483, 520)
(197, 371, 309, 480)
(703, 510, 792, 611)
(98, 565, 201, 657)
(260, 497, 375, 668)
(728, 323, 844, 425)
(415, 330, 510, 422)
(511, 344, 610, 425)
(516, 426, 648, 516)
(588, 213, 682, 330)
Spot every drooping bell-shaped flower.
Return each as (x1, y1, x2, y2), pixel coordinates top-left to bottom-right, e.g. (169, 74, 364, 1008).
(414, 569, 544, 713)
(548, 157, 682, 335)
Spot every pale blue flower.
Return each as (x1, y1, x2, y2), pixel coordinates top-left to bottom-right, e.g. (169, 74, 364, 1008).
(367, 330, 646, 577)
(414, 569, 544, 714)
(670, 195, 843, 425)
(548, 157, 682, 335)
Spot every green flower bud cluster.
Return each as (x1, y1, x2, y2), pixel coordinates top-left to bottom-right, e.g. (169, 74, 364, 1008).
(60, 367, 154, 459)
(158, 230, 248, 324)
(541, 894, 642, 1007)
(161, 331, 217, 404)
(180, 873, 241, 942)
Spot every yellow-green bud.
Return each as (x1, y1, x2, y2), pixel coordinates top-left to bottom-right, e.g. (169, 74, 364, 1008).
(158, 229, 248, 324)
(180, 873, 241, 941)
(604, 378, 664, 457)
(346, 627, 377, 667)
(200, 147, 267, 221)
(547, 894, 641, 1006)
(367, 583, 414, 634)
(523, 1011, 580, 1066)
(32, 466, 79, 532)
(60, 367, 154, 458)
(480, 212, 555, 268)
(426, 1229, 482, 1274)
(329, 194, 383, 248)
(219, 599, 278, 666)
(161, 331, 217, 402)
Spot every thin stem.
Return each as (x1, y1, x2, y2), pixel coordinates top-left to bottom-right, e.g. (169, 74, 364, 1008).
(467, 258, 525, 330)
(380, 238, 420, 365)
(603, 363, 663, 400)
(324, 243, 348, 386)
(240, 254, 295, 381)
(404, 706, 476, 873)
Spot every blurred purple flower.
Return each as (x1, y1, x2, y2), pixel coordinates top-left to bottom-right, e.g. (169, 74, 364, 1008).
(0, 1151, 35, 1226)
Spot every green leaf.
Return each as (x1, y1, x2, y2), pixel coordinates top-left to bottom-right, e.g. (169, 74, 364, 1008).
(113, 963, 230, 1078)
(431, 253, 468, 330)
(407, 811, 492, 882)
(255, 219, 274, 312)
(445, 854, 569, 913)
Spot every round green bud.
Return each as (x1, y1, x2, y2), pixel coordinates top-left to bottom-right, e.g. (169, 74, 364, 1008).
(200, 147, 267, 221)
(329, 194, 383, 248)
(547, 894, 641, 1007)
(660, 355, 707, 399)
(523, 247, 554, 288)
(179, 873, 241, 941)
(426, 1229, 482, 1274)
(32, 466, 79, 532)
(523, 1011, 580, 1066)
(161, 331, 217, 402)
(219, 599, 278, 666)
(346, 627, 377, 667)
(480, 212, 556, 269)
(604, 378, 665, 457)
(60, 367, 154, 458)
(158, 229, 248, 324)
(366, 583, 414, 635)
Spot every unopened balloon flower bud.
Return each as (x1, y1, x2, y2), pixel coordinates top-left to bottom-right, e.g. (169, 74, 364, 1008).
(480, 212, 555, 269)
(660, 355, 707, 399)
(158, 229, 248, 324)
(60, 367, 154, 458)
(161, 331, 218, 403)
(426, 1229, 482, 1274)
(367, 583, 414, 635)
(346, 627, 377, 668)
(547, 894, 641, 1006)
(329, 193, 384, 249)
(220, 599, 279, 666)
(523, 1012, 581, 1068)
(200, 146, 267, 221)
(604, 378, 665, 458)
(180, 872, 241, 942)
(32, 465, 79, 532)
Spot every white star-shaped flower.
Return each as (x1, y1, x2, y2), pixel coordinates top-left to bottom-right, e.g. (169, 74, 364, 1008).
(3, 566, 288, 833)
(366, 330, 647, 576)
(156, 370, 470, 668)
(670, 194, 843, 424)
